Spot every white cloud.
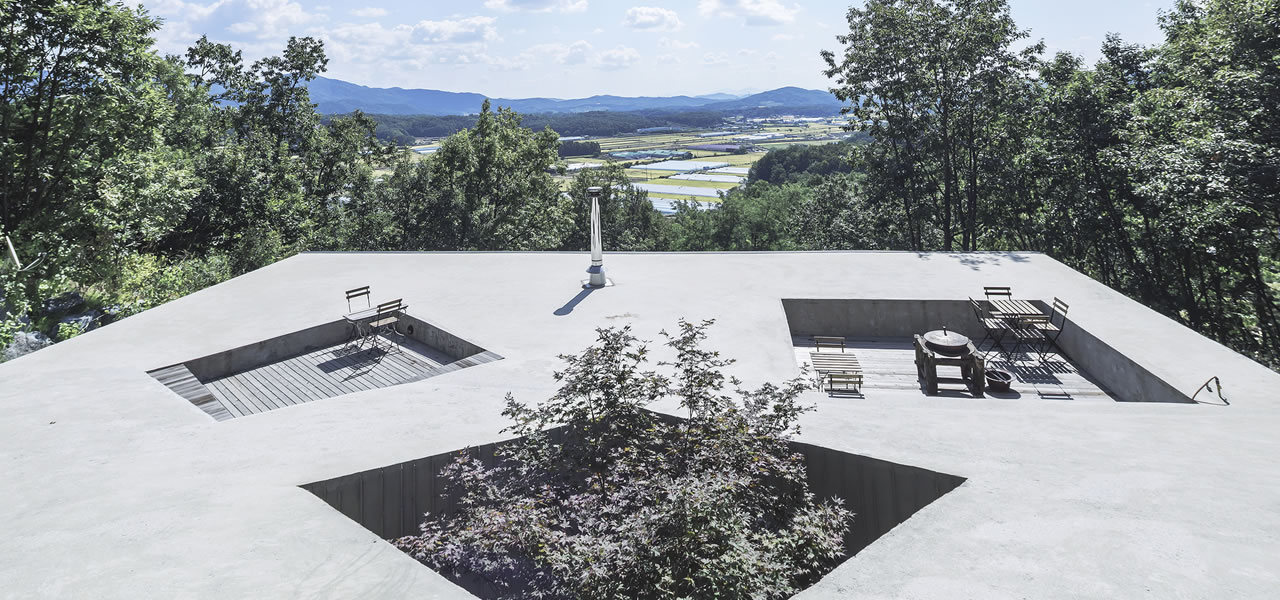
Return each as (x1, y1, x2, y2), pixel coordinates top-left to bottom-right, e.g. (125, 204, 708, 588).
(697, 0, 798, 26)
(320, 17, 500, 73)
(598, 45, 640, 70)
(411, 17, 499, 44)
(350, 7, 387, 18)
(623, 6, 683, 31)
(659, 37, 699, 50)
(146, 0, 327, 60)
(561, 40, 593, 64)
(520, 40, 594, 67)
(482, 39, 594, 72)
(485, 0, 588, 13)
(702, 52, 729, 65)
(656, 53, 681, 64)
(145, 0, 321, 44)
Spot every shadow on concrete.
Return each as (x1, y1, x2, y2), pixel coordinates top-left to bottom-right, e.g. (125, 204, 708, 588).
(553, 287, 595, 316)
(913, 251, 1034, 271)
(318, 346, 387, 374)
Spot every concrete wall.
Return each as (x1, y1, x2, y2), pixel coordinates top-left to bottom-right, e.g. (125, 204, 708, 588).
(184, 320, 345, 381)
(304, 442, 506, 542)
(793, 442, 966, 557)
(1039, 301, 1191, 403)
(780, 298, 1192, 403)
(783, 298, 978, 339)
(303, 436, 967, 573)
(181, 311, 487, 382)
(399, 313, 486, 361)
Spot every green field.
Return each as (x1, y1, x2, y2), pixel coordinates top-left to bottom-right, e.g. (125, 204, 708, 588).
(640, 177, 742, 190)
(541, 120, 845, 191)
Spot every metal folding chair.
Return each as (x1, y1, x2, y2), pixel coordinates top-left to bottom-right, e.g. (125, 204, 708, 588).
(367, 298, 405, 353)
(969, 297, 1009, 357)
(343, 286, 373, 346)
(1027, 297, 1069, 359)
(983, 286, 1013, 318)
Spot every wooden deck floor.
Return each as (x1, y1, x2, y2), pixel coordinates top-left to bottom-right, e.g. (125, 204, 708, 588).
(793, 336, 1117, 401)
(153, 334, 502, 420)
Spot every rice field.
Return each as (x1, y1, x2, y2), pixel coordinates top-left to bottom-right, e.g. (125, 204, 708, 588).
(634, 183, 725, 198)
(641, 177, 740, 190)
(670, 173, 745, 183)
(547, 119, 845, 202)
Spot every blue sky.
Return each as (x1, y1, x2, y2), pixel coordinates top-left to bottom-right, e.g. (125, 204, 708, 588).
(145, 0, 1174, 98)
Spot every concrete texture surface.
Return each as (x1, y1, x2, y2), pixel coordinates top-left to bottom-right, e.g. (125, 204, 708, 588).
(1, 251, 1278, 599)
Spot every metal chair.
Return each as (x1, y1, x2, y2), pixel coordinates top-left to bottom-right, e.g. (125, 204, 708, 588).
(969, 297, 1010, 357)
(1009, 315, 1049, 360)
(343, 286, 373, 346)
(367, 298, 405, 353)
(1027, 297, 1069, 359)
(983, 286, 1013, 318)
(345, 286, 371, 313)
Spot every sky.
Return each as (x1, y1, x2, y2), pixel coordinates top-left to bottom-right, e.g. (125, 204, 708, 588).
(144, 0, 1175, 98)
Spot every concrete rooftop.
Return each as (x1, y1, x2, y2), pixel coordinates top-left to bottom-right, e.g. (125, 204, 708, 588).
(2, 251, 1278, 599)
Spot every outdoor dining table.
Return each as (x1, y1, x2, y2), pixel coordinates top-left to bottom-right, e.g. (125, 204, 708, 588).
(989, 298, 1045, 321)
(343, 306, 379, 344)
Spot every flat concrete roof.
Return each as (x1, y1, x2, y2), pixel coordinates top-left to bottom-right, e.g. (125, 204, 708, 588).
(2, 251, 1278, 598)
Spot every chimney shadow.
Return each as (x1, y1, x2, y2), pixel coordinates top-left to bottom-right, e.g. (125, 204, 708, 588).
(553, 287, 596, 316)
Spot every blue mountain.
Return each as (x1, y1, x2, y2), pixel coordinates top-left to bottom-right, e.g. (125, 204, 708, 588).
(305, 77, 840, 116)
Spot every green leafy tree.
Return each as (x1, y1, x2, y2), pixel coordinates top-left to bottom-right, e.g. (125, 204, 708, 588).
(426, 101, 572, 250)
(748, 141, 857, 185)
(823, 0, 1040, 251)
(159, 36, 386, 272)
(0, 0, 166, 305)
(562, 164, 669, 251)
(350, 102, 572, 252)
(396, 321, 851, 600)
(667, 183, 810, 251)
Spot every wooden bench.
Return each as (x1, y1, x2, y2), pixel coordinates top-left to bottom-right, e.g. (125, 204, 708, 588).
(809, 351, 861, 374)
(812, 335, 846, 352)
(809, 350, 864, 395)
(826, 372, 863, 394)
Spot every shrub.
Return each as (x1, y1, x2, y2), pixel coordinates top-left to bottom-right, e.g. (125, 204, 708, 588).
(395, 320, 851, 599)
(113, 253, 232, 315)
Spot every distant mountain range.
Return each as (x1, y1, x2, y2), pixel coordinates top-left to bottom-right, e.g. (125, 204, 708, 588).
(305, 77, 842, 116)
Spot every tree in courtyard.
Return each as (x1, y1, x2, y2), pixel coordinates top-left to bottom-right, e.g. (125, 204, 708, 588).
(395, 320, 852, 600)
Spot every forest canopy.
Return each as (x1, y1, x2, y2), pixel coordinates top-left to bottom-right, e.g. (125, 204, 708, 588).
(1, 0, 1276, 371)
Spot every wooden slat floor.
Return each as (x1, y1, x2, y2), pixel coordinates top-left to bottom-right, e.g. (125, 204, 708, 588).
(197, 334, 501, 419)
(148, 363, 232, 421)
(793, 336, 1117, 402)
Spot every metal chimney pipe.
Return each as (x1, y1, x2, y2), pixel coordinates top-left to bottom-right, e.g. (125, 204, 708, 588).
(585, 186, 608, 287)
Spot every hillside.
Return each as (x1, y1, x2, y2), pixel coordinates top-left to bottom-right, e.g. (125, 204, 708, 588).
(305, 77, 842, 116)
